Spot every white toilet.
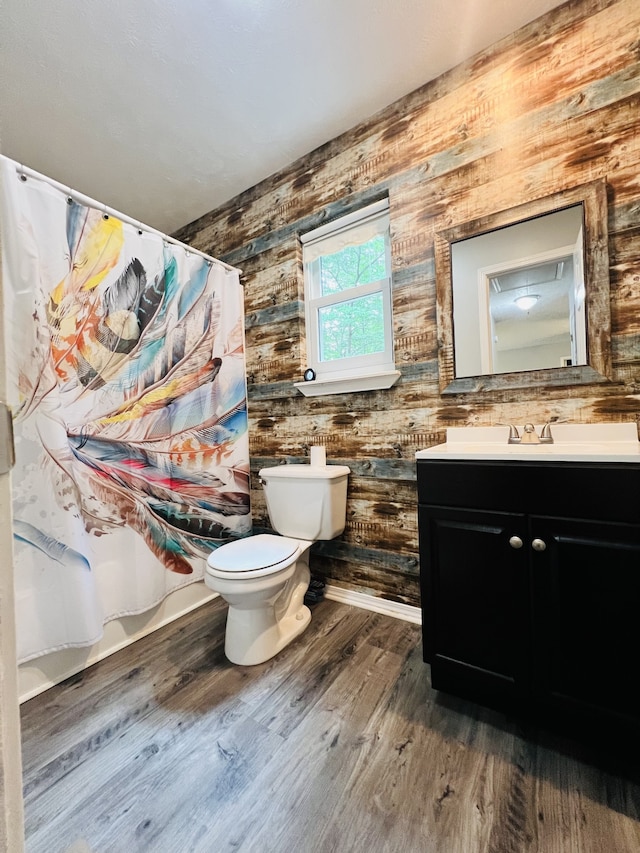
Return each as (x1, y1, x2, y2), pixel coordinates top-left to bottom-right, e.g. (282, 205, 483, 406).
(205, 461, 350, 665)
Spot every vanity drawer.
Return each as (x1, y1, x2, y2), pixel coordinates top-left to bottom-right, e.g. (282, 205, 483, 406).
(416, 460, 640, 523)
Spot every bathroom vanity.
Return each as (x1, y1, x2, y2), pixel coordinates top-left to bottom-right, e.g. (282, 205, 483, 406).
(416, 424, 640, 751)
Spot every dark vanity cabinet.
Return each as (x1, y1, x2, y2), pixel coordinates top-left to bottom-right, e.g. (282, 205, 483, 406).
(417, 460, 640, 748)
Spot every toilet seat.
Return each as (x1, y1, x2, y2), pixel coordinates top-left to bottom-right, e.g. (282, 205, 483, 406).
(206, 533, 300, 578)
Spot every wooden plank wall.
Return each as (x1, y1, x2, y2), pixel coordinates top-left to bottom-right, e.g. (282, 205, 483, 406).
(175, 0, 640, 608)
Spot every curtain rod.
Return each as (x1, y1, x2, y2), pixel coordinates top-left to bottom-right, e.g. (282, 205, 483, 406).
(0, 155, 240, 276)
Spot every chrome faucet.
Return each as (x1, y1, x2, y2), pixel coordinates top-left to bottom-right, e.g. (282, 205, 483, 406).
(521, 423, 541, 444)
(504, 422, 554, 445)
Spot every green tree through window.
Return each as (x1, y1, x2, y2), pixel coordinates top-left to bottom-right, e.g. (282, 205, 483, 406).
(318, 238, 386, 360)
(319, 236, 387, 294)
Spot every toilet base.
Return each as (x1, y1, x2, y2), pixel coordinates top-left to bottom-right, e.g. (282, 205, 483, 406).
(217, 550, 313, 666)
(225, 601, 311, 666)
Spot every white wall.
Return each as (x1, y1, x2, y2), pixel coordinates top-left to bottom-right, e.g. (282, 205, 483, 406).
(0, 168, 25, 852)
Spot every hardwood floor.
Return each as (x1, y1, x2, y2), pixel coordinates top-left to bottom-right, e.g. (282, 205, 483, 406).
(20, 596, 640, 853)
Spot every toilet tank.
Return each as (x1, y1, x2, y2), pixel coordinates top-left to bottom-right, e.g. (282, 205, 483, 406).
(259, 464, 350, 540)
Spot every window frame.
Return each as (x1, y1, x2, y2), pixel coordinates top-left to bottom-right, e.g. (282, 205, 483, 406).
(296, 199, 399, 396)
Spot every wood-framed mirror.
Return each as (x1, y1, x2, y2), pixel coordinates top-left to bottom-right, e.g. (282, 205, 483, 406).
(434, 179, 611, 394)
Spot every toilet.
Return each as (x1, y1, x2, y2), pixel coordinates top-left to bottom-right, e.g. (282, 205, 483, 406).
(205, 461, 350, 665)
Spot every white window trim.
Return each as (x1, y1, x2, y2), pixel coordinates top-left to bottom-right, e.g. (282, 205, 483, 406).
(296, 199, 399, 397)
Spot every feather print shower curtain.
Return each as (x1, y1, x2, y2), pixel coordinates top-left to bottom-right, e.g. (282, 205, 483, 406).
(0, 159, 251, 663)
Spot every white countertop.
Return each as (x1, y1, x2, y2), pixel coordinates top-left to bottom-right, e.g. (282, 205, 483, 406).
(415, 423, 640, 463)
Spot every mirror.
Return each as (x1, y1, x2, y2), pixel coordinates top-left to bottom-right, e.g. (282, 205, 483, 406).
(434, 180, 611, 394)
(452, 206, 584, 377)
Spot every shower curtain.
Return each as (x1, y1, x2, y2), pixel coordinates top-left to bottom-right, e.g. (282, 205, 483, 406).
(0, 159, 251, 664)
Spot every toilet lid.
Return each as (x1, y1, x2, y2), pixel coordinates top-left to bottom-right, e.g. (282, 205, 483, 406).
(207, 534, 299, 573)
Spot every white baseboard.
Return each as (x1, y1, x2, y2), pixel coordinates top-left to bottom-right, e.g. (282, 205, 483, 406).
(18, 582, 218, 703)
(324, 584, 421, 625)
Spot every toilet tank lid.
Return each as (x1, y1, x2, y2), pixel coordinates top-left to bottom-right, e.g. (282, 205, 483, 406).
(207, 534, 299, 572)
(259, 464, 350, 480)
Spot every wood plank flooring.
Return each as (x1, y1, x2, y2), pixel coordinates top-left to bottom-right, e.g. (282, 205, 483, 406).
(20, 597, 640, 853)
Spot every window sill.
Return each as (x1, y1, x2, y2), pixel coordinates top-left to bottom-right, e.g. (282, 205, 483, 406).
(294, 369, 401, 397)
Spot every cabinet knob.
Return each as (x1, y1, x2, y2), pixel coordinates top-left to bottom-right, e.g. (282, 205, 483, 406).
(531, 538, 547, 552)
(509, 536, 523, 549)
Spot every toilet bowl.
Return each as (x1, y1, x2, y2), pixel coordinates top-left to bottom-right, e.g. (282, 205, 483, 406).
(205, 461, 350, 666)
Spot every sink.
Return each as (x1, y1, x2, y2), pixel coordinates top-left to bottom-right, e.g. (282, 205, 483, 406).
(415, 423, 640, 463)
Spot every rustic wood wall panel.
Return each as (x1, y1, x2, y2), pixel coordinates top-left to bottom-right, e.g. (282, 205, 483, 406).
(175, 0, 640, 607)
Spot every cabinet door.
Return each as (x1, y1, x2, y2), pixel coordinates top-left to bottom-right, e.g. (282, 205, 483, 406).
(419, 505, 530, 707)
(531, 516, 640, 732)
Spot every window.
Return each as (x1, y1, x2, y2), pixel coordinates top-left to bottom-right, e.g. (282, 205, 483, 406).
(296, 199, 399, 396)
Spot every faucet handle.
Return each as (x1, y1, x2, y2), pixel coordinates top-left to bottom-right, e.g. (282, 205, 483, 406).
(498, 423, 521, 444)
(540, 422, 554, 443)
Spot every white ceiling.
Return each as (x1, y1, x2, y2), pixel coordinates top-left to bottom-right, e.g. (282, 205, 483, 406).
(1, 0, 566, 236)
